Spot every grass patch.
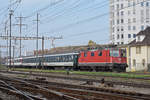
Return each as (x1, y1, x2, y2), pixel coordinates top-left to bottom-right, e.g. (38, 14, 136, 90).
(72, 71, 150, 78)
(17, 75, 28, 78)
(13, 68, 150, 79)
(14, 68, 67, 73)
(0, 65, 8, 70)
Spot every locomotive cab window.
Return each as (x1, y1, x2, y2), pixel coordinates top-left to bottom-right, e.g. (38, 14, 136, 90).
(110, 50, 119, 57)
(98, 51, 102, 56)
(91, 52, 94, 56)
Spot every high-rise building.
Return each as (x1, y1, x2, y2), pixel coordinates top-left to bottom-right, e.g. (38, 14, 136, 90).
(110, 0, 150, 45)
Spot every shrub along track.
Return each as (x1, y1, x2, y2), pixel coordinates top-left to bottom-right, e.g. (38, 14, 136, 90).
(1, 70, 150, 88)
(0, 75, 150, 100)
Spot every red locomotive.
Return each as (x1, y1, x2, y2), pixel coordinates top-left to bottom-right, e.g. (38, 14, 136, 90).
(78, 48, 127, 72)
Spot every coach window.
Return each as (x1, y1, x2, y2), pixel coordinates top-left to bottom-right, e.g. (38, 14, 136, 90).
(98, 51, 102, 56)
(91, 52, 94, 56)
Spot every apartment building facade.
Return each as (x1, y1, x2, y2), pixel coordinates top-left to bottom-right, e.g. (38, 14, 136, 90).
(110, 0, 150, 45)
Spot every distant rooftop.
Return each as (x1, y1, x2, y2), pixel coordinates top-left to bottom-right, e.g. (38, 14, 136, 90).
(129, 27, 150, 46)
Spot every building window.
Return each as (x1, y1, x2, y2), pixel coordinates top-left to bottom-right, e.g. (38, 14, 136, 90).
(128, 10, 130, 15)
(128, 2, 131, 7)
(121, 27, 124, 31)
(133, 10, 136, 14)
(121, 34, 124, 39)
(141, 2, 144, 7)
(133, 59, 136, 67)
(141, 25, 144, 30)
(117, 4, 119, 9)
(112, 34, 115, 40)
(117, 20, 119, 24)
(146, 9, 149, 23)
(128, 19, 131, 23)
(121, 4, 124, 9)
(121, 11, 124, 16)
(112, 20, 115, 25)
(142, 59, 145, 67)
(117, 12, 119, 16)
(141, 10, 144, 23)
(146, 2, 149, 7)
(121, 42, 124, 44)
(128, 34, 131, 38)
(91, 52, 94, 56)
(112, 27, 115, 32)
(121, 19, 124, 23)
(138, 36, 141, 41)
(133, 26, 136, 30)
(133, 2, 136, 6)
(136, 46, 141, 54)
(128, 26, 131, 30)
(117, 34, 120, 39)
(133, 34, 136, 38)
(117, 29, 119, 31)
(133, 18, 136, 23)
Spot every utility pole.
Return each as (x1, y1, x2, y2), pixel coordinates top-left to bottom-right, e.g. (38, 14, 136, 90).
(13, 45, 15, 67)
(33, 13, 40, 68)
(9, 10, 13, 68)
(14, 15, 26, 57)
(5, 22, 9, 66)
(51, 36, 63, 48)
(0, 49, 1, 65)
(42, 36, 44, 69)
(15, 15, 26, 57)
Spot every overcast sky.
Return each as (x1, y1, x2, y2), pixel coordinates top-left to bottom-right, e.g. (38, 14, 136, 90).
(0, 0, 109, 56)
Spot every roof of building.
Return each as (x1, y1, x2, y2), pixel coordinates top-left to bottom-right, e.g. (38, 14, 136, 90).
(129, 27, 150, 46)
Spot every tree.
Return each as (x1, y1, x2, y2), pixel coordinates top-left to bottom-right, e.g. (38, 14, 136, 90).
(88, 40, 96, 46)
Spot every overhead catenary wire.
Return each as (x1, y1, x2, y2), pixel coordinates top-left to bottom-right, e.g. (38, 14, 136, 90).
(26, 0, 65, 18)
(41, 0, 149, 34)
(24, 0, 108, 36)
(1, 0, 150, 52)
(24, 0, 107, 33)
(23, 0, 67, 36)
(40, 0, 82, 21)
(22, 0, 149, 41)
(41, 0, 108, 23)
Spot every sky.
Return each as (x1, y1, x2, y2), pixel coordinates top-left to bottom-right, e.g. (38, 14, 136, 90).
(0, 0, 109, 57)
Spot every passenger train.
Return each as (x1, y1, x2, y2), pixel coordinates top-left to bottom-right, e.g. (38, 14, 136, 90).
(6, 48, 127, 72)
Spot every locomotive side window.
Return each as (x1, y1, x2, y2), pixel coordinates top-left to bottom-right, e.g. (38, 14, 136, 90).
(110, 50, 119, 57)
(98, 51, 102, 56)
(84, 52, 87, 57)
(121, 50, 126, 57)
(91, 52, 94, 56)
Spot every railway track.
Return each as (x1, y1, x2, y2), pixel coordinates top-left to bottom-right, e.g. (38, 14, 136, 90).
(0, 75, 150, 100)
(0, 75, 79, 100)
(1, 70, 150, 88)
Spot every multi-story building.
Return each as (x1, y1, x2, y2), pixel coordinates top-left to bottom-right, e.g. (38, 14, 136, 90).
(110, 0, 150, 45)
